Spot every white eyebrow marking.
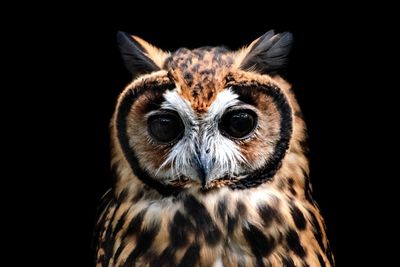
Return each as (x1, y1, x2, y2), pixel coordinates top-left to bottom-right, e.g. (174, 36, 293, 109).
(206, 87, 240, 120)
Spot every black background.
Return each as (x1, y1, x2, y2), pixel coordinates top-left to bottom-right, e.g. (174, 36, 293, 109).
(22, 4, 386, 266)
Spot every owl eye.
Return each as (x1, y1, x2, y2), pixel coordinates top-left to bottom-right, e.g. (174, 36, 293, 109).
(220, 109, 257, 139)
(148, 112, 184, 143)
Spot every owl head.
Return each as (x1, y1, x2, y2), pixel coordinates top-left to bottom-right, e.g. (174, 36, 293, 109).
(111, 30, 306, 196)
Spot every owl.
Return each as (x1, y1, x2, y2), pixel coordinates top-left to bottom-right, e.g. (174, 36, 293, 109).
(94, 30, 334, 267)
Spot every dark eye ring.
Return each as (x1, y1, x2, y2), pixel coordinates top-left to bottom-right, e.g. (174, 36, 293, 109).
(148, 111, 184, 143)
(219, 109, 257, 139)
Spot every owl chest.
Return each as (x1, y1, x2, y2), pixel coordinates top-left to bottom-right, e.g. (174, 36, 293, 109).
(99, 189, 327, 267)
(105, 194, 292, 266)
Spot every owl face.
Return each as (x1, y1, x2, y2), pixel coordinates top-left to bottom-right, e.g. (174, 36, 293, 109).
(114, 31, 294, 193)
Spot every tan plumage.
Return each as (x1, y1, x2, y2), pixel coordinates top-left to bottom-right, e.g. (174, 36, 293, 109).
(94, 30, 334, 267)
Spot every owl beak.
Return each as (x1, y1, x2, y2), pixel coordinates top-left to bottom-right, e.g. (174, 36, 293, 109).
(193, 150, 212, 188)
(195, 162, 207, 187)
(194, 157, 207, 187)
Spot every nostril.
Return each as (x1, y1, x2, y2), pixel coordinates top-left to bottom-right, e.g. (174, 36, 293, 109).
(206, 149, 210, 154)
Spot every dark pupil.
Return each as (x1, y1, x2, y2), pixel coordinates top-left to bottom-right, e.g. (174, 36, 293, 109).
(221, 110, 257, 138)
(148, 114, 183, 143)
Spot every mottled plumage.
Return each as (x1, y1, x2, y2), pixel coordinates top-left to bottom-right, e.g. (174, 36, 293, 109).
(94, 30, 334, 267)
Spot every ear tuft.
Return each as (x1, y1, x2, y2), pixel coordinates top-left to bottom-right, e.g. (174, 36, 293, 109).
(116, 31, 161, 77)
(240, 30, 293, 75)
